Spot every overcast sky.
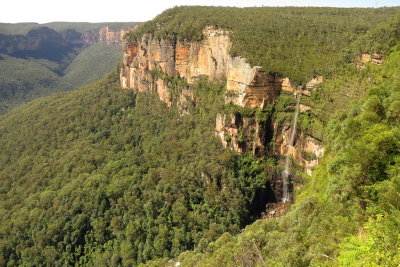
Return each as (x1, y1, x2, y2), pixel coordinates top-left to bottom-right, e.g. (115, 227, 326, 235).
(2, 0, 399, 23)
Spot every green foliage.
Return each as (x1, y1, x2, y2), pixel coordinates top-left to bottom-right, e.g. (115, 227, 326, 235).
(155, 23, 400, 267)
(344, 13, 400, 61)
(275, 26, 399, 140)
(222, 103, 273, 125)
(126, 6, 400, 84)
(338, 176, 400, 266)
(176, 198, 356, 267)
(0, 22, 137, 114)
(0, 70, 273, 265)
(0, 53, 72, 111)
(273, 93, 297, 125)
(148, 67, 166, 80)
(1, 6, 400, 267)
(63, 43, 123, 88)
(0, 43, 123, 114)
(223, 104, 256, 117)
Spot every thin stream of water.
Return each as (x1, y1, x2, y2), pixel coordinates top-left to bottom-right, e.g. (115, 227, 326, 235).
(282, 92, 301, 203)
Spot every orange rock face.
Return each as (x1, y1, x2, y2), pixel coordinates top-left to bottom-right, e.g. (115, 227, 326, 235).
(120, 26, 232, 106)
(359, 53, 384, 65)
(120, 26, 316, 110)
(120, 26, 325, 162)
(125, 45, 139, 63)
(274, 124, 324, 175)
(356, 53, 384, 69)
(81, 25, 137, 45)
(306, 76, 324, 90)
(244, 72, 286, 108)
(299, 104, 312, 113)
(175, 44, 191, 76)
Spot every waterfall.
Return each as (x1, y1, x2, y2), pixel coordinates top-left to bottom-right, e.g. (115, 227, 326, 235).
(282, 91, 301, 203)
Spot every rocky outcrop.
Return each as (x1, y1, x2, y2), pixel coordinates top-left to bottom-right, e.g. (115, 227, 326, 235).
(360, 53, 384, 65)
(226, 66, 287, 108)
(299, 104, 312, 113)
(120, 25, 325, 173)
(81, 26, 137, 44)
(275, 124, 324, 175)
(306, 76, 324, 90)
(120, 26, 303, 108)
(356, 53, 384, 68)
(215, 113, 269, 154)
(120, 26, 232, 106)
(120, 25, 328, 205)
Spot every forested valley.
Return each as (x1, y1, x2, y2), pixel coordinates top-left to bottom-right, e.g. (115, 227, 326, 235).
(0, 5, 399, 267)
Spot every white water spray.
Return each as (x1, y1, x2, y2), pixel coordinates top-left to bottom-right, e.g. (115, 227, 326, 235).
(282, 91, 301, 203)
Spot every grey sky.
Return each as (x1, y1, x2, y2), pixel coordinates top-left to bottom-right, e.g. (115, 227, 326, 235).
(2, 0, 399, 23)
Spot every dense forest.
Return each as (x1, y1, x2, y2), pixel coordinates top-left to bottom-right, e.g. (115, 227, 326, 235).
(0, 70, 276, 265)
(0, 5, 400, 267)
(0, 43, 122, 114)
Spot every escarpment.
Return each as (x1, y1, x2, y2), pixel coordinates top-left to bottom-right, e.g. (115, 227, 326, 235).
(120, 26, 325, 177)
(120, 26, 308, 108)
(0, 25, 137, 62)
(120, 26, 231, 106)
(81, 26, 138, 45)
(0, 27, 83, 60)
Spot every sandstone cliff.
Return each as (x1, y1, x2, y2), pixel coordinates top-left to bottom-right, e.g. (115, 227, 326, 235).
(0, 25, 136, 62)
(120, 26, 324, 176)
(120, 26, 231, 106)
(81, 26, 137, 45)
(274, 124, 324, 175)
(120, 26, 308, 108)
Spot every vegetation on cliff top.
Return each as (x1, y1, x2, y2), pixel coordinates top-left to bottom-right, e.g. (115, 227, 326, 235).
(126, 6, 400, 83)
(0, 21, 140, 114)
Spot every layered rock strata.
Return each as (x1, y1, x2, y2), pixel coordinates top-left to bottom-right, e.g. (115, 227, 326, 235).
(275, 124, 324, 175)
(120, 25, 324, 173)
(215, 113, 269, 155)
(120, 26, 231, 105)
(120, 26, 303, 108)
(81, 26, 138, 44)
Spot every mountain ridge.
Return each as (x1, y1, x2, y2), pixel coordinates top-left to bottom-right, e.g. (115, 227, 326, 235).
(0, 22, 138, 114)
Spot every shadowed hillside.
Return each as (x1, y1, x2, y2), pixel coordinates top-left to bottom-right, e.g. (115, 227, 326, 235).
(0, 22, 138, 114)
